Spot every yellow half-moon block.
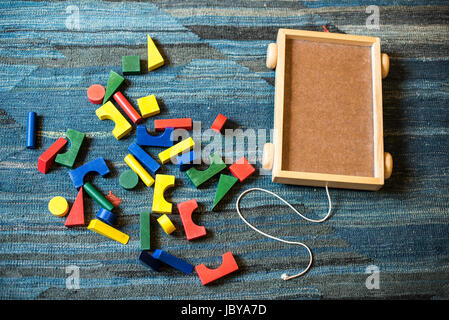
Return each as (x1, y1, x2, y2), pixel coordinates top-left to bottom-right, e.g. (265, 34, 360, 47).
(48, 196, 69, 217)
(124, 154, 155, 187)
(96, 101, 132, 140)
(87, 219, 129, 245)
(158, 137, 194, 164)
(152, 174, 175, 214)
(157, 214, 176, 235)
(147, 35, 164, 71)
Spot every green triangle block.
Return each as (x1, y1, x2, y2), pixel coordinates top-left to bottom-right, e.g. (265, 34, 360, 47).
(212, 174, 238, 210)
(103, 70, 125, 104)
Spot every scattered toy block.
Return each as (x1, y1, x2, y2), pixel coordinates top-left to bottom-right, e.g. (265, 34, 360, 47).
(152, 249, 193, 274)
(176, 150, 197, 171)
(105, 191, 122, 208)
(96, 208, 117, 226)
(87, 84, 105, 104)
(158, 137, 195, 164)
(140, 211, 151, 250)
(124, 154, 155, 187)
(68, 157, 110, 189)
(96, 101, 132, 140)
(147, 35, 164, 71)
(54, 129, 85, 168)
(65, 187, 85, 227)
(119, 169, 139, 190)
(48, 196, 69, 217)
(113, 91, 142, 124)
(229, 157, 255, 182)
(210, 113, 227, 133)
(122, 55, 141, 75)
(26, 111, 37, 149)
(157, 214, 176, 235)
(138, 250, 161, 272)
(103, 70, 125, 104)
(87, 219, 129, 245)
(152, 174, 175, 214)
(178, 199, 206, 241)
(128, 142, 161, 175)
(136, 94, 160, 118)
(212, 174, 238, 210)
(136, 125, 173, 148)
(37, 137, 68, 174)
(195, 251, 239, 285)
(154, 118, 192, 131)
(83, 182, 115, 211)
(186, 153, 226, 188)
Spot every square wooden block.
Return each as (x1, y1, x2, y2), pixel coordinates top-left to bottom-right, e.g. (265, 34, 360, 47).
(122, 55, 141, 75)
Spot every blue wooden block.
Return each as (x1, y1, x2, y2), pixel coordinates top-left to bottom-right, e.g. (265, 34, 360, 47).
(176, 150, 197, 171)
(136, 125, 174, 147)
(26, 112, 36, 149)
(138, 250, 161, 272)
(152, 249, 194, 274)
(69, 157, 110, 188)
(96, 208, 116, 226)
(128, 142, 161, 175)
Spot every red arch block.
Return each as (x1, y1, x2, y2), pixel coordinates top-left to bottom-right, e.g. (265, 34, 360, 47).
(177, 199, 206, 241)
(195, 251, 239, 285)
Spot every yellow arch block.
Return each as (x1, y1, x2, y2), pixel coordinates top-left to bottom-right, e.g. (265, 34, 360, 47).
(152, 174, 175, 214)
(158, 137, 194, 164)
(124, 154, 155, 187)
(157, 214, 176, 235)
(87, 219, 129, 245)
(96, 101, 132, 140)
(48, 196, 69, 217)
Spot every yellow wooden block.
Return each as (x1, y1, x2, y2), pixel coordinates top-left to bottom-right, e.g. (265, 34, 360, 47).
(124, 154, 155, 187)
(87, 219, 129, 245)
(48, 196, 69, 217)
(147, 35, 164, 71)
(96, 101, 132, 140)
(157, 214, 176, 235)
(158, 137, 195, 164)
(152, 174, 175, 214)
(137, 94, 160, 118)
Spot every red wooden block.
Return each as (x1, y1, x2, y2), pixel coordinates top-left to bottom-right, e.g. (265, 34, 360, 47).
(87, 84, 105, 104)
(229, 157, 255, 182)
(210, 113, 227, 133)
(105, 191, 122, 208)
(113, 91, 142, 124)
(65, 187, 85, 227)
(195, 251, 239, 285)
(37, 137, 68, 174)
(177, 199, 206, 241)
(154, 118, 192, 131)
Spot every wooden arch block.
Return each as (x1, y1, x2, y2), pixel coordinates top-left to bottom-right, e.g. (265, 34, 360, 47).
(96, 101, 132, 140)
(186, 153, 226, 188)
(195, 251, 239, 285)
(68, 157, 110, 189)
(136, 125, 173, 147)
(152, 174, 175, 214)
(55, 129, 85, 168)
(178, 199, 206, 241)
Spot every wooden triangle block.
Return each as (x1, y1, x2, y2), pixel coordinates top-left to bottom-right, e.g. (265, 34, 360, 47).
(212, 174, 238, 210)
(65, 187, 85, 227)
(103, 70, 125, 104)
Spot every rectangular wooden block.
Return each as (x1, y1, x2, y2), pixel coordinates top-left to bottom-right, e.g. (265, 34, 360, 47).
(154, 118, 192, 131)
(87, 219, 129, 245)
(140, 211, 151, 250)
(38, 137, 68, 174)
(158, 137, 195, 164)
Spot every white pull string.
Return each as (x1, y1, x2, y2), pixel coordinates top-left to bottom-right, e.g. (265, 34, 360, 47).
(235, 185, 333, 280)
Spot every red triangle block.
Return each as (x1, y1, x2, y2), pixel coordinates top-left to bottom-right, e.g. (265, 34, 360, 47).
(65, 187, 85, 227)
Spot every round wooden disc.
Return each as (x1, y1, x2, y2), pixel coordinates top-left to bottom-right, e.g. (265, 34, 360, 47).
(119, 169, 139, 190)
(48, 196, 69, 217)
(87, 84, 106, 104)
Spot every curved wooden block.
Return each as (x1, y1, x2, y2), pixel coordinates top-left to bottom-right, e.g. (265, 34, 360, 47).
(186, 153, 226, 188)
(96, 101, 132, 140)
(55, 129, 85, 168)
(195, 251, 239, 285)
(69, 157, 110, 188)
(178, 199, 206, 241)
(152, 174, 175, 214)
(136, 125, 173, 147)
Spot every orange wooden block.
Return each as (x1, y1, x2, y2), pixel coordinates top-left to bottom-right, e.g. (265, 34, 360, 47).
(195, 251, 239, 285)
(211, 113, 227, 133)
(178, 199, 206, 241)
(87, 84, 105, 104)
(65, 187, 85, 227)
(105, 191, 122, 208)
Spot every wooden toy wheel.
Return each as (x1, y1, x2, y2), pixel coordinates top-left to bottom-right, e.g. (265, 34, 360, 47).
(381, 53, 389, 79)
(384, 152, 393, 179)
(266, 43, 278, 69)
(262, 143, 274, 170)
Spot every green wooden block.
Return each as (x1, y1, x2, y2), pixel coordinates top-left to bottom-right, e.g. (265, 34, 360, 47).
(122, 55, 141, 75)
(103, 70, 125, 104)
(212, 174, 238, 210)
(54, 128, 85, 168)
(186, 153, 226, 188)
(140, 211, 151, 250)
(119, 169, 139, 190)
(83, 182, 114, 211)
